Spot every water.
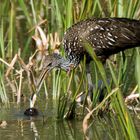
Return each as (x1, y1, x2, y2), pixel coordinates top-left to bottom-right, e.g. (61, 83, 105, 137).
(0, 102, 84, 140)
(0, 102, 140, 140)
(0, 118, 83, 140)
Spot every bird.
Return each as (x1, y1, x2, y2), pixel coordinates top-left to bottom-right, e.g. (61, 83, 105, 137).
(38, 17, 140, 92)
(40, 18, 140, 72)
(25, 17, 140, 116)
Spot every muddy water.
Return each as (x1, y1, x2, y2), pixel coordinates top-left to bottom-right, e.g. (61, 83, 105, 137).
(0, 102, 84, 140)
(0, 101, 140, 140)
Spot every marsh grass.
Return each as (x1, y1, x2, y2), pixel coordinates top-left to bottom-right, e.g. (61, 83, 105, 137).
(83, 41, 138, 139)
(0, 0, 140, 139)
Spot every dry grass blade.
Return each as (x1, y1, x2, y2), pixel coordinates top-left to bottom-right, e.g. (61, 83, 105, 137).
(0, 58, 14, 71)
(5, 54, 18, 77)
(36, 26, 48, 49)
(83, 87, 119, 136)
(17, 69, 24, 104)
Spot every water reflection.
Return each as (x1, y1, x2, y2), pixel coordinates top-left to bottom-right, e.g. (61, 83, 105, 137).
(30, 121, 39, 139)
(84, 115, 124, 140)
(0, 104, 84, 140)
(0, 103, 140, 140)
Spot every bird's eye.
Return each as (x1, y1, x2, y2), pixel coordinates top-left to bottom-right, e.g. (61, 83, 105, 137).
(47, 62, 52, 67)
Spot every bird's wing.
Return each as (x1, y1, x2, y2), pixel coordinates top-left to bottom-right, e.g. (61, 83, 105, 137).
(85, 18, 140, 57)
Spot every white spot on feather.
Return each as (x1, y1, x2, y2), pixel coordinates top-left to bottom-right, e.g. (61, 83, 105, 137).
(107, 36, 115, 42)
(94, 25, 99, 29)
(90, 28, 94, 31)
(108, 33, 112, 37)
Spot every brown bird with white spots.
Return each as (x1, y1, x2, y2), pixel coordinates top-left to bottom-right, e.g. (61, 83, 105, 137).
(40, 18, 140, 72)
(39, 17, 140, 92)
(25, 17, 140, 116)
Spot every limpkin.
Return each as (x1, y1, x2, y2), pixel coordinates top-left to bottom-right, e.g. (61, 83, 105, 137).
(24, 17, 140, 116)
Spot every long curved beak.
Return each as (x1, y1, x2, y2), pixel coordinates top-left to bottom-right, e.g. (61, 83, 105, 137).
(36, 67, 53, 94)
(28, 67, 53, 109)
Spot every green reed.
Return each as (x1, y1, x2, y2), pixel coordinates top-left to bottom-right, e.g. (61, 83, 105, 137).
(84, 41, 138, 139)
(0, 0, 140, 138)
(0, 72, 9, 104)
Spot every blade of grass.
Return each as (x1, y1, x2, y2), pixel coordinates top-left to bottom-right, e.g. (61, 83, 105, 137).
(18, 0, 32, 25)
(108, 60, 138, 139)
(135, 53, 140, 95)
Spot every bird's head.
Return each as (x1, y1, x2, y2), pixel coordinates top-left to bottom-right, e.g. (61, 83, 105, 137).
(36, 53, 75, 91)
(42, 53, 75, 72)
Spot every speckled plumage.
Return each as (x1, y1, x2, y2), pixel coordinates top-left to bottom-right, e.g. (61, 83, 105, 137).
(25, 18, 140, 116)
(63, 18, 140, 65)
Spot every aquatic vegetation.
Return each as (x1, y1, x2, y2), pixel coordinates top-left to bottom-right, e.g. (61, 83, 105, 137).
(0, 0, 140, 139)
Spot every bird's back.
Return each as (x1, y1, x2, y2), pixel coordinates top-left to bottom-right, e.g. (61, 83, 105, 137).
(63, 18, 140, 64)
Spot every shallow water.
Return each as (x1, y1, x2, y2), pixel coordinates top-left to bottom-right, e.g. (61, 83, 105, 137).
(0, 101, 140, 140)
(0, 102, 84, 140)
